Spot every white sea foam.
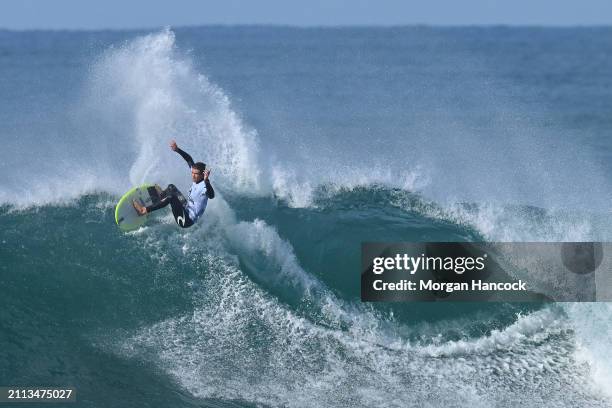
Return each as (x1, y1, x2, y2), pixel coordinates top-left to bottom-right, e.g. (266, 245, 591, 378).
(117, 253, 607, 407)
(564, 303, 612, 399)
(416, 307, 566, 357)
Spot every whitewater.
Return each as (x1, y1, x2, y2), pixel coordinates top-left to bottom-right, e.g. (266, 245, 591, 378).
(1, 27, 612, 407)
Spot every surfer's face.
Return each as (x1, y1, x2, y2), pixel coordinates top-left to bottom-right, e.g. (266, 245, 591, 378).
(191, 167, 204, 182)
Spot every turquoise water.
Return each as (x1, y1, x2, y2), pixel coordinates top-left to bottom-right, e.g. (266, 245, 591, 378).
(1, 27, 612, 407)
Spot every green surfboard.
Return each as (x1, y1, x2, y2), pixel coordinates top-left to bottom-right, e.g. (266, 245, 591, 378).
(115, 184, 161, 231)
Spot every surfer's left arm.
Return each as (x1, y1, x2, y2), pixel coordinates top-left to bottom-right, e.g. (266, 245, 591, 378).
(204, 169, 215, 199)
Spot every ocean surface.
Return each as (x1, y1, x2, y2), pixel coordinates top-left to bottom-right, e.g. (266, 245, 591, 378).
(1, 26, 612, 407)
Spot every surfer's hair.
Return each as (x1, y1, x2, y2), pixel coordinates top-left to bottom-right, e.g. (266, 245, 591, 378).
(193, 162, 206, 173)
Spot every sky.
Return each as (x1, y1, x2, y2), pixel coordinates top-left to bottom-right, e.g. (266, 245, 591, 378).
(1, 0, 612, 30)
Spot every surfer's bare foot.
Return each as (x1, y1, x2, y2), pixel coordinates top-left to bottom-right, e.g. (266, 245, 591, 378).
(132, 200, 147, 216)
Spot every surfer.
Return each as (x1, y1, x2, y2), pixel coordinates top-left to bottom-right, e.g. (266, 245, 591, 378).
(132, 140, 215, 228)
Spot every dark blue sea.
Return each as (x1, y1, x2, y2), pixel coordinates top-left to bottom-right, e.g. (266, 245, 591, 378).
(1, 26, 612, 407)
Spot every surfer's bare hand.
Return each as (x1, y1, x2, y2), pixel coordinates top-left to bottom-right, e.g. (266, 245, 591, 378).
(170, 140, 178, 151)
(203, 169, 211, 181)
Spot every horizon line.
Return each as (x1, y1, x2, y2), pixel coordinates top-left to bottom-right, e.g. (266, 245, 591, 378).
(2, 22, 612, 33)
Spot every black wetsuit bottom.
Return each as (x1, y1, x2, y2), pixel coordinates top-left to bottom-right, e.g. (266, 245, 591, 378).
(146, 184, 194, 228)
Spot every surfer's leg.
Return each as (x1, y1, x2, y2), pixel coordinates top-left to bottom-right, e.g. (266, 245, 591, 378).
(146, 184, 184, 213)
(169, 196, 194, 228)
(145, 196, 171, 213)
(143, 184, 192, 227)
(161, 184, 187, 206)
(158, 184, 192, 228)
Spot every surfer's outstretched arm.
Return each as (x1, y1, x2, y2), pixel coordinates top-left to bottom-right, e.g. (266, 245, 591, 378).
(175, 147, 194, 168)
(170, 139, 194, 168)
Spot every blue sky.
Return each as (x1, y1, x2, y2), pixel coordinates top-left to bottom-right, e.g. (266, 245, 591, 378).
(1, 0, 611, 29)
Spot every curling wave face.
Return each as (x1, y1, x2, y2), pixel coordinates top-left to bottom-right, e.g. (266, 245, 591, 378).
(2, 192, 611, 407)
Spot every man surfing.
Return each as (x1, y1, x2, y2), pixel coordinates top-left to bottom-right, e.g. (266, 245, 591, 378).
(133, 140, 215, 228)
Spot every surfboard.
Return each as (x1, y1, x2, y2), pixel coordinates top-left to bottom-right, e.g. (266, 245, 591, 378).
(115, 184, 162, 231)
